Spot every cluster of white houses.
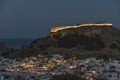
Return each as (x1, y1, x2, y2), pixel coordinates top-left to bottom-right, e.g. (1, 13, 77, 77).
(0, 54, 120, 80)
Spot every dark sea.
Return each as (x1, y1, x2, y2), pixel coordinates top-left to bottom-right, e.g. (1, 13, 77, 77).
(0, 39, 35, 48)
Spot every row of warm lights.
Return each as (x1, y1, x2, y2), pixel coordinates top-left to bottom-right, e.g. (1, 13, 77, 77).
(6, 68, 20, 72)
(42, 63, 55, 69)
(5, 57, 80, 74)
(5, 61, 38, 72)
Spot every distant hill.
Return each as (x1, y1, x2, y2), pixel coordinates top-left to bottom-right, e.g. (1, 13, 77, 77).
(0, 42, 6, 49)
(5, 23, 120, 59)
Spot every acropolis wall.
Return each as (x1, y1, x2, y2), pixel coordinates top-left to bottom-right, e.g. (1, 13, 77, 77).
(51, 23, 112, 33)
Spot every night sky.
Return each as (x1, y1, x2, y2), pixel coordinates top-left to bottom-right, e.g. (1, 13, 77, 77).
(0, 0, 120, 39)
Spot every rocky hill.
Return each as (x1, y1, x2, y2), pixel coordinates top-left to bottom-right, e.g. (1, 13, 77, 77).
(5, 23, 120, 59)
(50, 24, 120, 49)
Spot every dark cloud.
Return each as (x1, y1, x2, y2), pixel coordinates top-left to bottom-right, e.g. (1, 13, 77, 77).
(0, 0, 120, 38)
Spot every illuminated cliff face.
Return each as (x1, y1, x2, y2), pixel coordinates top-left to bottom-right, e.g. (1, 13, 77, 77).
(51, 23, 112, 33)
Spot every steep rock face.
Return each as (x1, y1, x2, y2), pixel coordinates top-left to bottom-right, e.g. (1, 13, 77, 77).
(50, 26, 120, 50)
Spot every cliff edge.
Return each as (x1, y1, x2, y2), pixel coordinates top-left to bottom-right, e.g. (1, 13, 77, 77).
(5, 23, 120, 59)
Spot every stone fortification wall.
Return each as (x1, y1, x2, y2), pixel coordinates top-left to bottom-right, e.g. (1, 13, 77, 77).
(51, 23, 112, 33)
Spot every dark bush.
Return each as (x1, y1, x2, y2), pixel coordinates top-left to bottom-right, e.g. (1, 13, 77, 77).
(51, 73, 86, 80)
(110, 43, 118, 49)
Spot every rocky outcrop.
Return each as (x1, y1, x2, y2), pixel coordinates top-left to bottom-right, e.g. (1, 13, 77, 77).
(5, 23, 120, 59)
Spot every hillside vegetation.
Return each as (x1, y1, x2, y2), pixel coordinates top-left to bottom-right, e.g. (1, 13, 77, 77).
(5, 25, 120, 59)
